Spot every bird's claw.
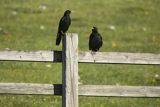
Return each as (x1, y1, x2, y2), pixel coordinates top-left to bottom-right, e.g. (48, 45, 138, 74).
(61, 31, 65, 36)
(91, 51, 96, 55)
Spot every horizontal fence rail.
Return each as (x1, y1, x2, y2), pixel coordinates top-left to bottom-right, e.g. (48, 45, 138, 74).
(0, 83, 160, 97)
(79, 52, 160, 64)
(0, 83, 62, 95)
(79, 85, 160, 97)
(0, 51, 160, 64)
(0, 50, 62, 62)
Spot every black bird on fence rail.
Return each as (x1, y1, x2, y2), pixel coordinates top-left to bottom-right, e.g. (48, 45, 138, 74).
(56, 10, 71, 45)
(89, 27, 103, 52)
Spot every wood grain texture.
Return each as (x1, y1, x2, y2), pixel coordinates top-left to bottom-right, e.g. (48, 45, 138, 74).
(0, 50, 62, 62)
(62, 33, 78, 107)
(0, 83, 160, 97)
(0, 83, 58, 95)
(0, 50, 159, 64)
(79, 51, 160, 64)
(79, 85, 160, 97)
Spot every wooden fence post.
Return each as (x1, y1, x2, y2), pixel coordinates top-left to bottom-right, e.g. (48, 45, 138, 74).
(62, 33, 78, 107)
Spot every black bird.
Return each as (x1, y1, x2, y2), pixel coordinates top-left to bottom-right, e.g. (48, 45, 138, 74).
(89, 27, 103, 52)
(56, 10, 71, 45)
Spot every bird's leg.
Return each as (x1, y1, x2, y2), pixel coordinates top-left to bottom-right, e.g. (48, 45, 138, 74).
(91, 51, 96, 62)
(61, 31, 65, 36)
(91, 51, 96, 55)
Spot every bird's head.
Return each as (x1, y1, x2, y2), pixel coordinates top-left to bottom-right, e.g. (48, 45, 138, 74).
(92, 26, 98, 33)
(64, 10, 71, 15)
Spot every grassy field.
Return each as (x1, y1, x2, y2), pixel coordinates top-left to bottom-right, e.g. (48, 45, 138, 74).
(0, 0, 160, 107)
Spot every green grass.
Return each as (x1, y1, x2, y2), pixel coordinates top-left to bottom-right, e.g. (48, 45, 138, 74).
(0, 0, 160, 107)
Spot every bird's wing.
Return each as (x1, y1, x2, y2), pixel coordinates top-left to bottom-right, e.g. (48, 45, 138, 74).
(100, 38, 103, 47)
(89, 33, 94, 50)
(56, 17, 66, 45)
(98, 33, 103, 47)
(69, 17, 71, 25)
(58, 15, 71, 33)
(58, 16, 65, 32)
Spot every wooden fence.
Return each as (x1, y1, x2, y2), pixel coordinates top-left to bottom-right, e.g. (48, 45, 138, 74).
(0, 33, 160, 107)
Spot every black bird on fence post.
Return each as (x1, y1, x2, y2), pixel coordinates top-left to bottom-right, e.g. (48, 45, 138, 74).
(56, 10, 71, 46)
(89, 27, 103, 52)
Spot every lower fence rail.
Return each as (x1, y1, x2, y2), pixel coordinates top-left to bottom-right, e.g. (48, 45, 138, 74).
(0, 83, 160, 97)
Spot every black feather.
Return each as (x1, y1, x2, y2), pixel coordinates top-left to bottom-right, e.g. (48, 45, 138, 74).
(89, 27, 103, 52)
(56, 10, 71, 45)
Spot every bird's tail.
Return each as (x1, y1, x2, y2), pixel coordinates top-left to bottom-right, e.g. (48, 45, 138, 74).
(56, 33, 61, 46)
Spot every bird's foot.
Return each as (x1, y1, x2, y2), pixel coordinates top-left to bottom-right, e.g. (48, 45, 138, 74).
(61, 31, 66, 36)
(91, 51, 96, 55)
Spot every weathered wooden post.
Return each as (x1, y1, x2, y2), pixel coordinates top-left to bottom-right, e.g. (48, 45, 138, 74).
(62, 33, 78, 107)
